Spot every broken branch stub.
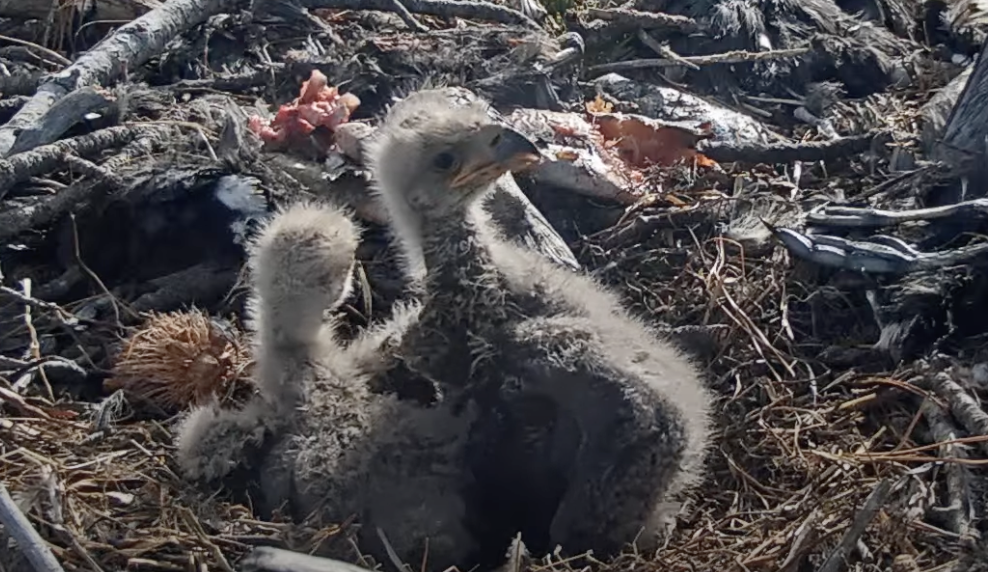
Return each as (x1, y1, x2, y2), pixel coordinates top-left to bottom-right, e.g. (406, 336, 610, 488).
(5, 87, 117, 157)
(0, 0, 235, 157)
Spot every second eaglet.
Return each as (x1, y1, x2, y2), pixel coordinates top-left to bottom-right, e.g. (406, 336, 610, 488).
(365, 88, 715, 564)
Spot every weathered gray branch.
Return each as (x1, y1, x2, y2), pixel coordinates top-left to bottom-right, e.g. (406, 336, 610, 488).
(0, 482, 65, 572)
(0, 125, 169, 200)
(585, 7, 698, 33)
(0, 0, 235, 157)
(919, 66, 972, 156)
(767, 222, 988, 274)
(0, 179, 112, 244)
(701, 131, 882, 165)
(935, 37, 988, 168)
(817, 480, 892, 572)
(5, 87, 116, 157)
(919, 400, 975, 538)
(919, 370, 988, 446)
(806, 197, 988, 227)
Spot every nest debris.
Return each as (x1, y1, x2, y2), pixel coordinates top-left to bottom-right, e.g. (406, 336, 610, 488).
(1, 0, 988, 571)
(0, 411, 338, 571)
(104, 309, 254, 413)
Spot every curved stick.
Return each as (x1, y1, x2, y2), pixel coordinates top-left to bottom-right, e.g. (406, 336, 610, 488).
(0, 482, 65, 572)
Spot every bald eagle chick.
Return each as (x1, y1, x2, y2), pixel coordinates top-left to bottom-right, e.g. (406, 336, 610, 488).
(174, 202, 477, 570)
(365, 89, 714, 563)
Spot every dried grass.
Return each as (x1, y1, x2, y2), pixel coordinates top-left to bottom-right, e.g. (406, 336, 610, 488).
(0, 412, 339, 570)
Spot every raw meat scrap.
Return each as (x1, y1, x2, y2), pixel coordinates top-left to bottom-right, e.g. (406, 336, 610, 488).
(249, 69, 360, 147)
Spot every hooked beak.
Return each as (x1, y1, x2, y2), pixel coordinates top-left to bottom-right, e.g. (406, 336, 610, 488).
(450, 125, 542, 189)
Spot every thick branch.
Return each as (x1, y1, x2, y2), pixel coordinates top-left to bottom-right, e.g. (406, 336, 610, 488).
(0, 483, 65, 572)
(0, 0, 235, 157)
(701, 131, 882, 165)
(0, 180, 114, 244)
(806, 197, 988, 227)
(919, 371, 988, 445)
(0, 125, 169, 199)
(6, 87, 116, 157)
(920, 400, 975, 537)
(935, 37, 988, 168)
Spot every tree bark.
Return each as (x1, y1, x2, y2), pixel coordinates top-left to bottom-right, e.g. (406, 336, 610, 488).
(919, 66, 971, 156)
(935, 37, 988, 169)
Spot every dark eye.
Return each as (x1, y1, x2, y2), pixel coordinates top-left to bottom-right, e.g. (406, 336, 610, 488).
(489, 132, 502, 147)
(432, 152, 456, 171)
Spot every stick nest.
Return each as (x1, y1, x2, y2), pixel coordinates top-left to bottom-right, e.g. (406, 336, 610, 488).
(1, 2, 987, 572)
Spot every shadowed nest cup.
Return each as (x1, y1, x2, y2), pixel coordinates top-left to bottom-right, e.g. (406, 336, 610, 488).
(105, 310, 254, 411)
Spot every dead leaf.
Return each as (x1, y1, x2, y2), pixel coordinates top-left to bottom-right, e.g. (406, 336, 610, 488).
(594, 114, 716, 168)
